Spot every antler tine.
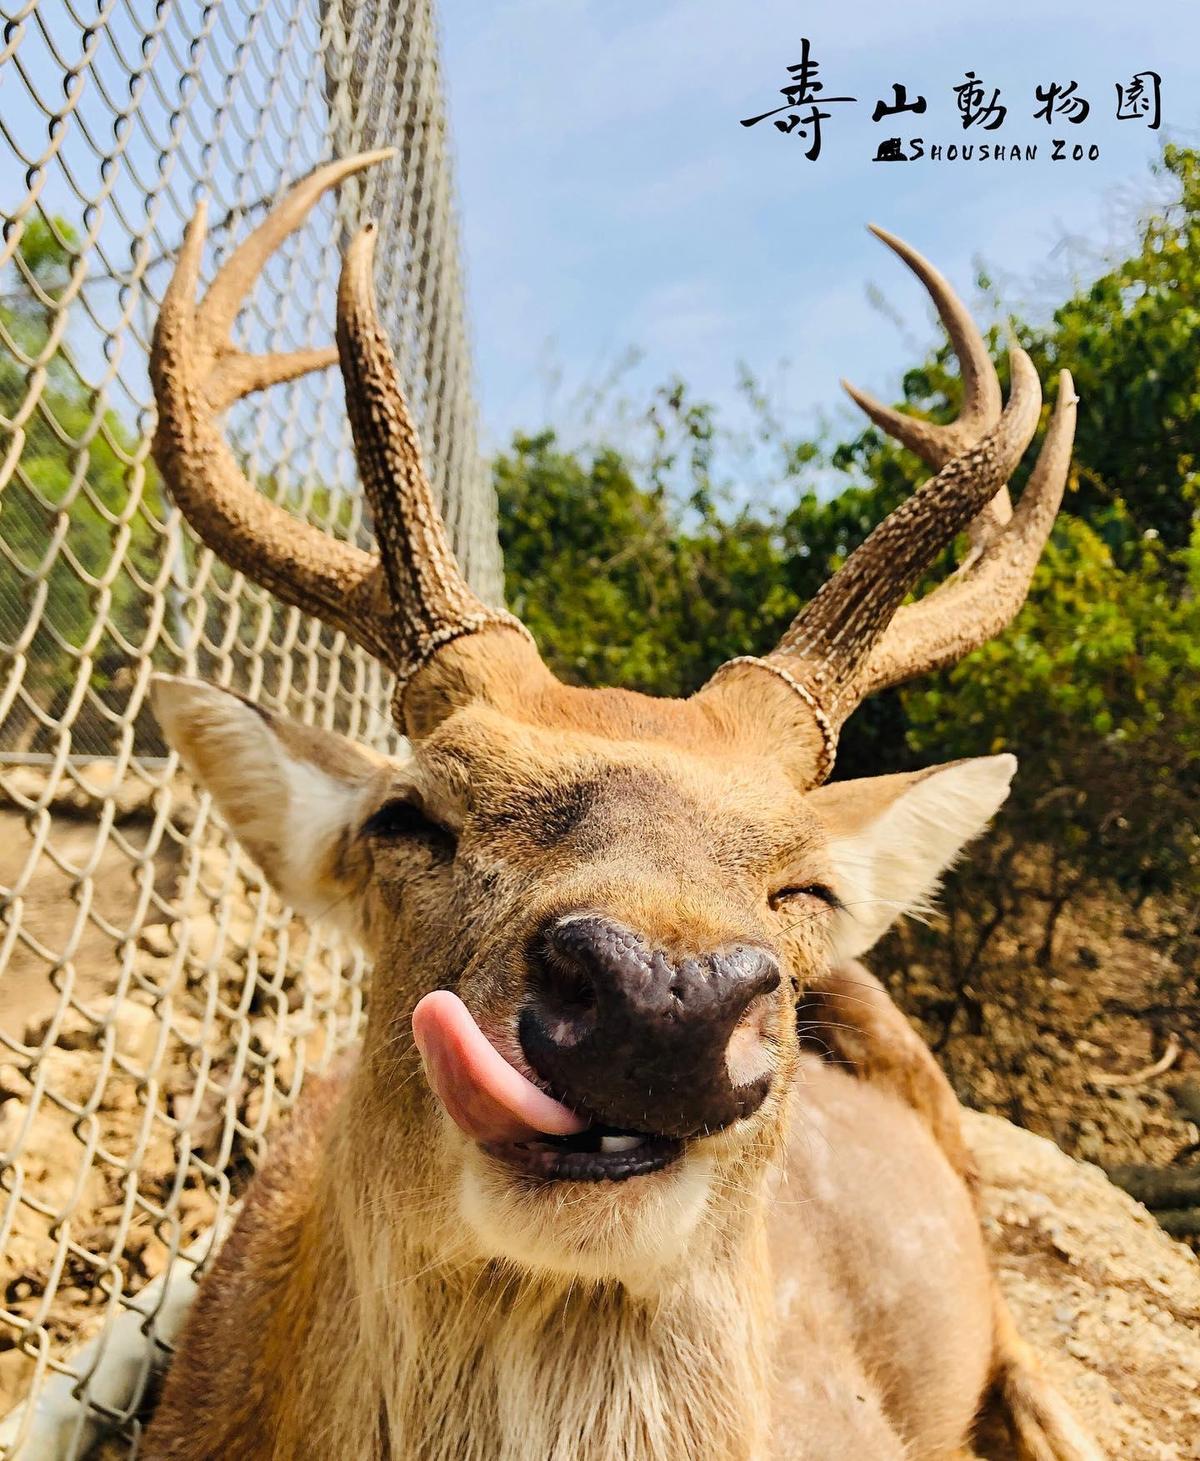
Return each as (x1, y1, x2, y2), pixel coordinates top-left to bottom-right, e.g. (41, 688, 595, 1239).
(780, 349, 1041, 706)
(191, 150, 395, 409)
(843, 227, 1012, 546)
(205, 344, 340, 413)
(842, 226, 1003, 469)
(200, 149, 396, 343)
(859, 369, 1077, 695)
(334, 223, 532, 685)
(151, 157, 397, 664)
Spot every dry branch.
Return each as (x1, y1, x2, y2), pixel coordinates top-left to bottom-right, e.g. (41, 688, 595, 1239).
(1153, 1208, 1200, 1239)
(1106, 1162, 1200, 1210)
(1090, 1032, 1181, 1087)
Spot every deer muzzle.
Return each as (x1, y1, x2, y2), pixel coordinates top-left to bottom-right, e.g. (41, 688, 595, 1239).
(518, 914, 782, 1140)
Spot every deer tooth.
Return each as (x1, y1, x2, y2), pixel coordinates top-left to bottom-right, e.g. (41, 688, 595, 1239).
(600, 1134, 644, 1154)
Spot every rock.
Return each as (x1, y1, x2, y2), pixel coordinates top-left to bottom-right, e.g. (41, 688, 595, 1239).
(0, 1346, 36, 1425)
(0, 763, 182, 821)
(36, 1046, 100, 1107)
(23, 1008, 95, 1052)
(113, 1000, 160, 1069)
(137, 923, 174, 959)
(967, 1109, 1200, 1460)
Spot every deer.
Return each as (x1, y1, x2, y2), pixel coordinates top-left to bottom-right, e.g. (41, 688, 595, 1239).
(140, 153, 1102, 1460)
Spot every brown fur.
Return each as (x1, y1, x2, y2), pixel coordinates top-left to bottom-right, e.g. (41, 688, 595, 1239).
(144, 677, 1101, 1460)
(800, 959, 977, 1191)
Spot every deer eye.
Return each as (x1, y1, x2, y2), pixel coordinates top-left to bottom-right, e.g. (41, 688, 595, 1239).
(768, 884, 842, 913)
(361, 798, 457, 859)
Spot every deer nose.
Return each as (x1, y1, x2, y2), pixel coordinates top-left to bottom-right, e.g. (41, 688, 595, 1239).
(518, 914, 781, 1140)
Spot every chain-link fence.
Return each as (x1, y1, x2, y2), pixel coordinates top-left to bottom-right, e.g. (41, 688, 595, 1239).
(0, 0, 498, 1452)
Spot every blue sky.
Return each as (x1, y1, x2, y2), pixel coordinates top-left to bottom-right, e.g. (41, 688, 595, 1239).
(6, 0, 1197, 506)
(440, 0, 1199, 474)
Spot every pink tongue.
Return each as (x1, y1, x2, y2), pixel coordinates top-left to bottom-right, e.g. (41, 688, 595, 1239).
(412, 990, 587, 1144)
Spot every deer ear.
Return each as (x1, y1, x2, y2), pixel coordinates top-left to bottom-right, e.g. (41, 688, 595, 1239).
(150, 675, 394, 935)
(806, 755, 1017, 962)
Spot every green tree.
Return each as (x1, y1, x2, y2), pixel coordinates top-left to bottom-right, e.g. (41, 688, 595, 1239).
(835, 145, 1200, 558)
(497, 414, 795, 698)
(1029, 144, 1200, 553)
(0, 218, 165, 749)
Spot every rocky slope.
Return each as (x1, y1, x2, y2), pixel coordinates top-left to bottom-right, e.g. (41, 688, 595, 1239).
(969, 1110, 1200, 1460)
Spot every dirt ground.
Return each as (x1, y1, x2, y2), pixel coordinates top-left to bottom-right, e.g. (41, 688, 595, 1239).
(0, 794, 194, 1422)
(0, 814, 182, 1031)
(880, 885, 1199, 1177)
(0, 791, 349, 1432)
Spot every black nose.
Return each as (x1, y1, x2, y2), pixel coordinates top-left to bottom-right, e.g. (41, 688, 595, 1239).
(518, 914, 781, 1140)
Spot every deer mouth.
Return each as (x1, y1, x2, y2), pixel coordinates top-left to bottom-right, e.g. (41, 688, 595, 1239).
(412, 990, 684, 1182)
(483, 1127, 684, 1183)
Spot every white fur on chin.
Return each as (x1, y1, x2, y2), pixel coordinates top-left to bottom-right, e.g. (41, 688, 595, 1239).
(457, 1141, 716, 1290)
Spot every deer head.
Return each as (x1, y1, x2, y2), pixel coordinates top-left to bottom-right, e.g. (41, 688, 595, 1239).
(149, 155, 1075, 1284)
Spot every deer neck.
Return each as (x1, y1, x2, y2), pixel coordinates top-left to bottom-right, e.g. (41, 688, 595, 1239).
(295, 1109, 778, 1461)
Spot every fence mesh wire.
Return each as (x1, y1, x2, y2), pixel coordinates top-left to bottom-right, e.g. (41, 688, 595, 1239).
(0, 0, 497, 1451)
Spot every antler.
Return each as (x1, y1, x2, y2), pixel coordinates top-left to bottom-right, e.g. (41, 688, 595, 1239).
(702, 228, 1076, 784)
(333, 224, 532, 681)
(153, 166, 1075, 775)
(150, 152, 528, 687)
